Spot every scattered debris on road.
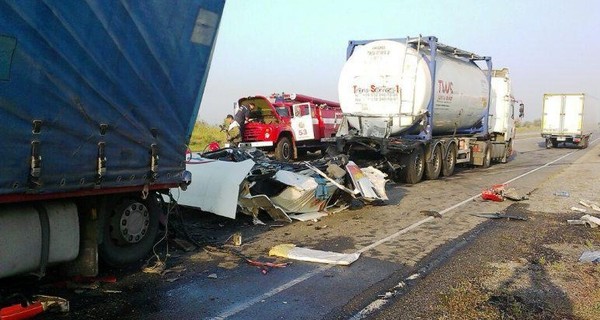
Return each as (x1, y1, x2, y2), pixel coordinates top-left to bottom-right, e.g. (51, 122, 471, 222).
(269, 244, 360, 265)
(571, 206, 587, 213)
(578, 251, 600, 263)
(421, 210, 443, 218)
(568, 214, 600, 228)
(0, 295, 69, 319)
(481, 184, 505, 202)
(471, 213, 528, 221)
(481, 184, 529, 202)
(245, 259, 289, 275)
(175, 148, 389, 224)
(554, 191, 570, 197)
(503, 187, 529, 201)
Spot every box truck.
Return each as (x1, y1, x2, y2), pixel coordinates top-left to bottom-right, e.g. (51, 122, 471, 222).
(541, 93, 598, 148)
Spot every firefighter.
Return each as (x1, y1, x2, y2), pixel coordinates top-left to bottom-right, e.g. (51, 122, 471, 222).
(234, 102, 255, 136)
(224, 114, 241, 147)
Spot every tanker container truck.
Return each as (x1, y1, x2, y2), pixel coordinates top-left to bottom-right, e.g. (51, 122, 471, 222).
(330, 36, 514, 184)
(541, 93, 598, 148)
(0, 0, 225, 280)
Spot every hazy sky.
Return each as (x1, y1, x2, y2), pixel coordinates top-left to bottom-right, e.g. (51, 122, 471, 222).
(198, 0, 600, 124)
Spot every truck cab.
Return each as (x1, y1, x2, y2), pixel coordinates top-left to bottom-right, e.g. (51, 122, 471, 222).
(488, 68, 519, 163)
(239, 93, 342, 161)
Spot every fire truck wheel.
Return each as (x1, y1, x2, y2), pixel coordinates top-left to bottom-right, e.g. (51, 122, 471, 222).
(442, 143, 457, 177)
(99, 194, 161, 266)
(424, 144, 442, 180)
(275, 137, 293, 161)
(402, 146, 425, 184)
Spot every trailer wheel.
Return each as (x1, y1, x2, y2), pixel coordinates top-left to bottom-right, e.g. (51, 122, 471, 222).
(482, 142, 492, 168)
(99, 195, 161, 266)
(442, 143, 457, 177)
(403, 146, 425, 184)
(275, 137, 293, 161)
(425, 144, 442, 180)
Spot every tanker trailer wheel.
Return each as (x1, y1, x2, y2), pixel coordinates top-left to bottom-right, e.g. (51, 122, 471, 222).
(442, 143, 457, 177)
(482, 142, 492, 168)
(275, 137, 293, 161)
(99, 195, 161, 266)
(424, 144, 442, 180)
(402, 146, 425, 184)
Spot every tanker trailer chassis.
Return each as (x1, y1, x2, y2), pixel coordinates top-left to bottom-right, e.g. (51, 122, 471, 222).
(327, 123, 493, 184)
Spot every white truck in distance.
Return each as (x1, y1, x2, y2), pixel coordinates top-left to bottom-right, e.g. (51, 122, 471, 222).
(541, 93, 598, 148)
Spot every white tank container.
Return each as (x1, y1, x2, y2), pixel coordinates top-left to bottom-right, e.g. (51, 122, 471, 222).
(0, 201, 79, 278)
(338, 40, 489, 137)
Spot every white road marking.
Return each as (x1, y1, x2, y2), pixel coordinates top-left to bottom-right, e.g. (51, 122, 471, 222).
(214, 138, 598, 319)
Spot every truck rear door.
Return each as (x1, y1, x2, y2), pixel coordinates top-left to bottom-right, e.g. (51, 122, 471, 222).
(542, 95, 563, 135)
(290, 103, 315, 141)
(562, 95, 584, 135)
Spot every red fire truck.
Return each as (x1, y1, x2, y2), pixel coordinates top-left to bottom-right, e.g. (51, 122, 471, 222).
(238, 93, 342, 161)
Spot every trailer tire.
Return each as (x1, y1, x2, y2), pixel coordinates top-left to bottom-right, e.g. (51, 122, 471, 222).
(275, 137, 293, 161)
(425, 144, 442, 180)
(403, 146, 425, 184)
(442, 143, 457, 177)
(99, 195, 161, 266)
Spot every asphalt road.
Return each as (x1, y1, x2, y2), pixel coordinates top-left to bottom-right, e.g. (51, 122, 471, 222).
(4, 131, 597, 320)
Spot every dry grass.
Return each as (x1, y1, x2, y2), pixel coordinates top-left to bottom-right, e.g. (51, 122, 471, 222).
(189, 121, 226, 152)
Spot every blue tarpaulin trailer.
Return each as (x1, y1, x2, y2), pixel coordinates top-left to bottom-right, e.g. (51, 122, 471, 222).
(0, 0, 225, 278)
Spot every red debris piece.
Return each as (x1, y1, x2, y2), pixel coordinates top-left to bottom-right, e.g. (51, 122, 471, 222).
(481, 184, 506, 202)
(245, 259, 289, 275)
(0, 302, 44, 320)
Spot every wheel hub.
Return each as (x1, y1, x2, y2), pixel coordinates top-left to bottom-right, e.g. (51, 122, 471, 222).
(118, 202, 149, 244)
(282, 143, 291, 159)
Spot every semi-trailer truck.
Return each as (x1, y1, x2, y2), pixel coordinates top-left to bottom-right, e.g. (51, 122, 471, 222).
(0, 0, 225, 279)
(329, 36, 516, 183)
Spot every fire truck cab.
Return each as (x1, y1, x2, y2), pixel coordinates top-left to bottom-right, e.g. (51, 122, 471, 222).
(238, 93, 342, 161)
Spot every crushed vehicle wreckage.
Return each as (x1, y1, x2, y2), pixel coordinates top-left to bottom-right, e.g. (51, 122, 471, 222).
(173, 147, 388, 222)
